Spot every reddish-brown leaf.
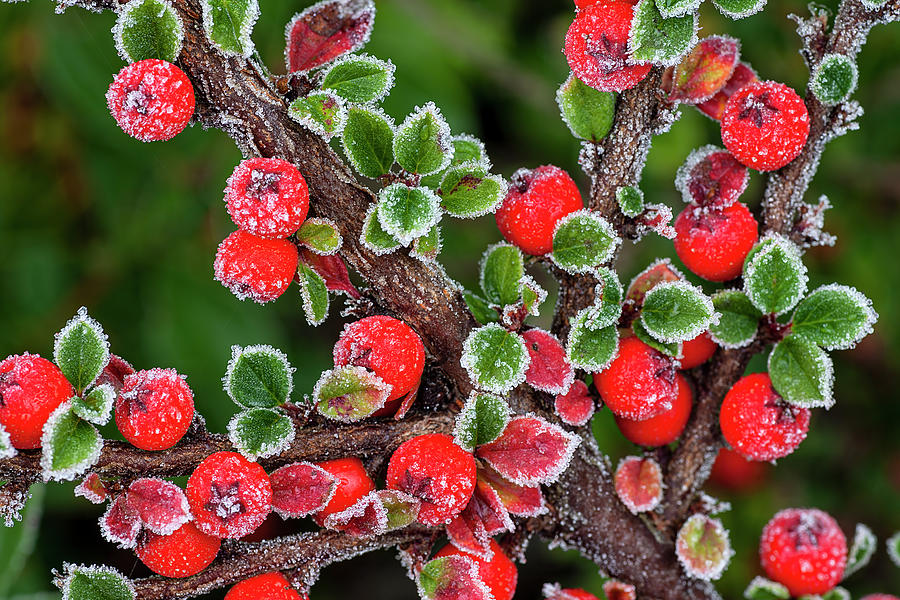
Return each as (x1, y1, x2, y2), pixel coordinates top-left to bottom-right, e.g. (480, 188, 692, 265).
(675, 145, 749, 209)
(522, 329, 575, 395)
(478, 465, 546, 517)
(323, 491, 388, 537)
(554, 379, 595, 427)
(669, 36, 740, 104)
(613, 456, 663, 514)
(126, 478, 190, 536)
(696, 62, 758, 121)
(270, 462, 338, 518)
(99, 495, 141, 549)
(476, 416, 580, 487)
(285, 0, 375, 73)
(299, 248, 361, 299)
(625, 258, 684, 306)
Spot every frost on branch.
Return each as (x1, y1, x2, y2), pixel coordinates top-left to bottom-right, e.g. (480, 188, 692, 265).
(201, 0, 259, 58)
(460, 324, 529, 395)
(113, 0, 183, 64)
(270, 462, 337, 518)
(744, 236, 808, 316)
(289, 91, 347, 141)
(556, 72, 616, 142)
(629, 0, 698, 67)
(54, 307, 109, 393)
(476, 415, 580, 486)
(227, 407, 295, 460)
(313, 365, 391, 422)
(417, 555, 492, 600)
(341, 106, 395, 179)
(675, 514, 733, 581)
(614, 456, 663, 514)
(709, 289, 761, 349)
(321, 53, 395, 104)
(522, 329, 575, 396)
(639, 280, 717, 344)
(811, 54, 858, 106)
(376, 184, 441, 246)
(60, 564, 135, 600)
(223, 344, 294, 408)
(669, 36, 739, 105)
(843, 523, 876, 579)
(551, 210, 620, 274)
(792, 284, 877, 351)
(768, 334, 834, 409)
(453, 392, 510, 452)
(40, 403, 103, 482)
(393, 102, 453, 176)
(285, 0, 375, 73)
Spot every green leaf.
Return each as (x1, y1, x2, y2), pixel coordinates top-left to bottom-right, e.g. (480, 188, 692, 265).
(463, 291, 499, 325)
(289, 92, 347, 140)
(341, 106, 395, 179)
(479, 243, 524, 307)
(113, 0, 184, 63)
(439, 164, 506, 218)
(460, 324, 529, 394)
(453, 392, 511, 451)
(616, 186, 645, 217)
(629, 0, 698, 66)
(655, 0, 703, 18)
(792, 284, 877, 350)
(62, 564, 135, 600)
(887, 531, 900, 567)
(54, 307, 110, 392)
(640, 281, 716, 344)
(227, 407, 295, 461)
(411, 225, 442, 261)
(578, 267, 623, 330)
(551, 211, 620, 274)
(379, 490, 421, 531)
(419, 135, 488, 189)
(200, 0, 259, 58)
(392, 102, 452, 176)
(519, 275, 548, 318)
(820, 588, 851, 600)
(297, 262, 330, 326)
(843, 523, 876, 579)
(811, 54, 858, 106)
(320, 54, 395, 104)
(712, 0, 768, 19)
(675, 514, 733, 580)
(743, 576, 790, 600)
(313, 365, 392, 422)
(71, 384, 115, 426)
(224, 344, 294, 408)
(633, 318, 681, 358)
(567, 309, 619, 372)
(40, 405, 103, 482)
(376, 184, 441, 246)
(297, 218, 342, 255)
(744, 237, 808, 315)
(555, 73, 616, 142)
(709, 289, 761, 348)
(768, 334, 834, 409)
(361, 204, 401, 255)
(0, 484, 42, 594)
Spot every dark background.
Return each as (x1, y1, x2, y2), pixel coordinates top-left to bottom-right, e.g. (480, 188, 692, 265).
(0, 0, 898, 598)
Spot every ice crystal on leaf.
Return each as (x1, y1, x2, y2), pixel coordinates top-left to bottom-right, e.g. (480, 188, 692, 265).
(519, 274, 548, 318)
(378, 490, 421, 531)
(640, 280, 718, 344)
(675, 145, 749, 208)
(446, 480, 513, 559)
(675, 514, 734, 581)
(769, 334, 834, 409)
(743, 576, 790, 600)
(551, 210, 620, 274)
(297, 262, 330, 326)
(656, 0, 702, 18)
(40, 403, 103, 482)
(811, 54, 858, 106)
(393, 102, 453, 176)
(712, 0, 768, 20)
(289, 91, 347, 141)
(887, 531, 900, 567)
(300, 249, 360, 298)
(566, 308, 619, 372)
(100, 495, 141, 549)
(285, 0, 375, 73)
(556, 72, 616, 142)
(480, 243, 524, 308)
(297, 218, 342, 256)
(270, 462, 337, 518)
(412, 225, 442, 261)
(223, 344, 294, 409)
(376, 183, 442, 247)
(201, 0, 259, 58)
(626, 258, 685, 305)
(113, 0, 183, 64)
(616, 186, 645, 217)
(603, 580, 637, 600)
(61, 564, 135, 600)
(54, 307, 110, 393)
(554, 379, 595, 427)
(227, 407, 295, 460)
(478, 464, 547, 517)
(439, 163, 507, 219)
(843, 523, 876, 578)
(421, 134, 490, 189)
(632, 317, 681, 358)
(454, 392, 510, 452)
(522, 329, 575, 396)
(361, 203, 401, 255)
(75, 473, 107, 504)
(71, 383, 115, 425)
(744, 236, 808, 316)
(417, 555, 492, 600)
(313, 365, 392, 422)
(323, 491, 389, 537)
(460, 324, 529, 395)
(320, 53, 395, 104)
(629, 0, 699, 67)
(792, 284, 877, 351)
(614, 456, 663, 514)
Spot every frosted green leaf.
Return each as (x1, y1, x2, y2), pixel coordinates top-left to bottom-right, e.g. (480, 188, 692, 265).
(843, 523, 876, 578)
(289, 92, 347, 140)
(769, 334, 834, 409)
(297, 262, 329, 326)
(581, 266, 624, 330)
(376, 184, 441, 246)
(54, 307, 110, 393)
(297, 218, 342, 255)
(792, 284, 877, 350)
(361, 204, 401, 255)
(675, 514, 733, 581)
(616, 186, 645, 217)
(380, 490, 421, 531)
(313, 365, 392, 422)
(463, 291, 499, 325)
(113, 0, 183, 63)
(629, 0, 698, 67)
(713, 0, 768, 19)
(453, 392, 511, 451)
(62, 564, 135, 600)
(567, 309, 619, 372)
(411, 225, 442, 261)
(223, 344, 294, 409)
(341, 106, 394, 179)
(439, 163, 506, 218)
(811, 54, 858, 106)
(744, 237, 808, 316)
(520, 275, 548, 317)
(201, 0, 259, 58)
(460, 324, 529, 394)
(743, 576, 790, 600)
(887, 531, 900, 567)
(655, 0, 702, 18)
(418, 556, 490, 600)
(40, 405, 103, 482)
(71, 384, 115, 426)
(392, 102, 452, 176)
(555, 72, 616, 142)
(420, 135, 488, 189)
(633, 318, 681, 358)
(479, 243, 524, 307)
(710, 289, 761, 349)
(551, 210, 620, 274)
(320, 54, 395, 104)
(227, 407, 295, 460)
(640, 280, 716, 344)
(820, 589, 851, 600)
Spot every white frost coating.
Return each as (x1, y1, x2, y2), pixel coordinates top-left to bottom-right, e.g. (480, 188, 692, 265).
(627, 257, 686, 295)
(744, 235, 808, 316)
(298, 217, 344, 256)
(393, 101, 453, 176)
(73, 384, 116, 425)
(518, 274, 548, 317)
(61, 563, 136, 600)
(709, 289, 758, 350)
(222, 344, 295, 404)
(697, 492, 731, 516)
(0, 422, 15, 460)
(453, 133, 491, 170)
(674, 144, 747, 205)
(376, 183, 442, 247)
(201, 0, 259, 59)
(799, 284, 878, 350)
(550, 209, 621, 274)
(566, 307, 620, 371)
(74, 475, 106, 504)
(634, 203, 677, 240)
(227, 409, 296, 461)
(657, 0, 702, 18)
(712, 0, 768, 19)
(410, 226, 443, 262)
(523, 329, 576, 396)
(811, 54, 858, 106)
(642, 280, 719, 344)
(484, 413, 580, 487)
(887, 531, 900, 567)
(320, 53, 396, 104)
(768, 339, 835, 409)
(283, 0, 375, 72)
(290, 91, 347, 141)
(360, 203, 401, 255)
(743, 576, 790, 599)
(324, 490, 388, 536)
(112, 0, 184, 63)
(675, 514, 734, 581)
(460, 324, 530, 395)
(441, 163, 507, 219)
(54, 306, 110, 389)
(628, 2, 700, 67)
(128, 477, 192, 536)
(298, 266, 330, 327)
(99, 497, 141, 549)
(843, 523, 876, 577)
(340, 106, 395, 176)
(312, 365, 392, 422)
(40, 403, 103, 483)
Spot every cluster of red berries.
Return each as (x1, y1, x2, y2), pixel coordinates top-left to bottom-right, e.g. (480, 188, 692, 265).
(107, 59, 195, 142)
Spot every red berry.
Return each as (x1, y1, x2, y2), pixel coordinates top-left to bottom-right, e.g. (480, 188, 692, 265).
(596, 337, 679, 421)
(719, 373, 810, 461)
(386, 433, 476, 526)
(861, 596, 900, 600)
(187, 451, 273, 539)
(333, 315, 425, 403)
(225, 572, 303, 600)
(436, 539, 517, 600)
(721, 80, 810, 172)
(759, 508, 847, 597)
(708, 447, 769, 492)
(106, 59, 195, 142)
(312, 457, 375, 524)
(564, 2, 651, 92)
(679, 332, 717, 369)
(674, 201, 758, 281)
(115, 368, 194, 452)
(136, 521, 220, 578)
(615, 371, 692, 446)
(214, 230, 299, 304)
(225, 158, 310, 239)
(494, 165, 583, 256)
(0, 354, 73, 449)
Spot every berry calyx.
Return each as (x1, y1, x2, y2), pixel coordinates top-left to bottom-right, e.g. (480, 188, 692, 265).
(494, 165, 584, 256)
(614, 371, 692, 447)
(214, 230, 299, 304)
(312, 457, 375, 524)
(596, 337, 679, 421)
(115, 368, 194, 452)
(106, 59, 195, 142)
(225, 572, 304, 600)
(386, 433, 476, 526)
(719, 373, 810, 461)
(674, 201, 759, 281)
(679, 332, 717, 369)
(721, 80, 810, 172)
(0, 354, 73, 449)
(225, 158, 310, 239)
(759, 508, 847, 597)
(187, 451, 273, 539)
(136, 521, 221, 578)
(436, 539, 517, 600)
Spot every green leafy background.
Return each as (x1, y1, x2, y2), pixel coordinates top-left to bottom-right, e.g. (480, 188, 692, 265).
(0, 0, 898, 598)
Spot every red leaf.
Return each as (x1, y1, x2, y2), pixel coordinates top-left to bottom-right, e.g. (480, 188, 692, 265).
(477, 465, 546, 517)
(613, 456, 663, 514)
(446, 479, 514, 559)
(522, 329, 575, 395)
(299, 248, 360, 299)
(602, 580, 636, 600)
(625, 259, 684, 306)
(125, 478, 190, 536)
(95, 354, 135, 392)
(554, 380, 595, 427)
(418, 555, 493, 600)
(285, 0, 375, 73)
(74, 472, 108, 504)
(323, 491, 388, 537)
(696, 62, 758, 121)
(542, 584, 600, 600)
(669, 36, 740, 104)
(270, 462, 338, 518)
(675, 146, 749, 209)
(476, 416, 580, 486)
(99, 495, 141, 549)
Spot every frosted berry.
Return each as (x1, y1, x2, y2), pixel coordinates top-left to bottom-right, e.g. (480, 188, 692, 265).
(136, 521, 220, 578)
(225, 158, 310, 239)
(721, 81, 810, 172)
(596, 337, 679, 421)
(679, 332, 716, 369)
(312, 457, 375, 524)
(708, 447, 769, 492)
(0, 354, 73, 449)
(615, 371, 692, 447)
(674, 202, 758, 281)
(106, 59, 195, 142)
(225, 572, 304, 600)
(759, 508, 847, 597)
(115, 368, 194, 452)
(386, 433, 476, 526)
(436, 539, 517, 600)
(187, 451, 273, 539)
(719, 373, 810, 461)
(495, 165, 584, 256)
(564, 2, 651, 92)
(214, 230, 299, 304)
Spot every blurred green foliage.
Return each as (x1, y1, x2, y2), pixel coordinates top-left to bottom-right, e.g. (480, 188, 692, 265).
(0, 0, 898, 598)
